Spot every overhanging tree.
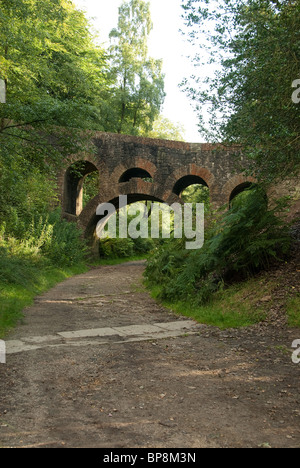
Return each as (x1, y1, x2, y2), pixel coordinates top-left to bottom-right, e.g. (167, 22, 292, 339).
(0, 0, 111, 164)
(0, 0, 111, 226)
(181, 0, 300, 182)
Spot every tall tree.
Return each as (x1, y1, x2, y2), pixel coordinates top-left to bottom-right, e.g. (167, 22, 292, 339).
(0, 0, 110, 225)
(107, 0, 166, 135)
(0, 0, 110, 158)
(181, 0, 300, 182)
(142, 115, 186, 141)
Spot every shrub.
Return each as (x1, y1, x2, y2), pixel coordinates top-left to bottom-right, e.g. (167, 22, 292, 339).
(145, 187, 291, 305)
(131, 236, 155, 254)
(42, 210, 87, 266)
(99, 237, 135, 259)
(0, 208, 87, 269)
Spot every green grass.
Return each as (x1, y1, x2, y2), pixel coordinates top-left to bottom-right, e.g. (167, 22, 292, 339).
(148, 277, 270, 329)
(0, 263, 88, 338)
(0, 253, 148, 338)
(0, 249, 148, 338)
(2, 245, 298, 339)
(287, 294, 300, 327)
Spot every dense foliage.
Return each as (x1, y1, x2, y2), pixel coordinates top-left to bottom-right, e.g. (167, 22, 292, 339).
(181, 0, 300, 181)
(145, 187, 291, 305)
(0, 0, 168, 260)
(0, 0, 170, 335)
(106, 0, 165, 134)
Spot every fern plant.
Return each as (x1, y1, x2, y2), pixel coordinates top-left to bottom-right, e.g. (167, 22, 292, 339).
(145, 187, 291, 305)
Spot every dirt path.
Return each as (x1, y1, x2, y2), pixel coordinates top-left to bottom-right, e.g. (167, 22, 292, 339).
(0, 261, 300, 448)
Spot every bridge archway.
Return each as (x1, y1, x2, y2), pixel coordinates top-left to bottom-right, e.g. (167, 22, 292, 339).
(80, 191, 171, 253)
(223, 174, 257, 207)
(119, 168, 153, 183)
(229, 181, 254, 204)
(229, 183, 268, 212)
(173, 175, 209, 197)
(163, 165, 216, 205)
(111, 159, 158, 187)
(63, 160, 99, 216)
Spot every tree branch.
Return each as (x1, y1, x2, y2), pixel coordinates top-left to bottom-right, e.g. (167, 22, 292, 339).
(0, 119, 48, 133)
(1, 131, 39, 144)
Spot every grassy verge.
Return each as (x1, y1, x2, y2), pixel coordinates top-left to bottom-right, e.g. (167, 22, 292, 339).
(287, 294, 300, 327)
(0, 254, 147, 338)
(147, 276, 276, 329)
(0, 263, 88, 338)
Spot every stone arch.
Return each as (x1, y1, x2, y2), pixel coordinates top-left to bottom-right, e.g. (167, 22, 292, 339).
(78, 189, 173, 254)
(78, 174, 172, 239)
(63, 160, 98, 216)
(111, 159, 158, 186)
(61, 158, 109, 217)
(163, 165, 216, 202)
(229, 181, 254, 204)
(173, 175, 209, 197)
(229, 182, 269, 211)
(223, 174, 256, 206)
(119, 168, 152, 183)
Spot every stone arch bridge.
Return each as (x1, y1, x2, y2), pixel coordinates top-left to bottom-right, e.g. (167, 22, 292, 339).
(57, 132, 256, 243)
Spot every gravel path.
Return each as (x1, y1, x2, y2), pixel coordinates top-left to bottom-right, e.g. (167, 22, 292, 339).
(0, 261, 299, 448)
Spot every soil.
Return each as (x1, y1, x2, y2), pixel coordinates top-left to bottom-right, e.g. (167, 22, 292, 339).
(0, 260, 300, 448)
(251, 230, 300, 327)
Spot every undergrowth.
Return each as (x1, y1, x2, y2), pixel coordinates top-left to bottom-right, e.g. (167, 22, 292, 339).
(150, 277, 269, 329)
(145, 187, 292, 323)
(0, 208, 88, 337)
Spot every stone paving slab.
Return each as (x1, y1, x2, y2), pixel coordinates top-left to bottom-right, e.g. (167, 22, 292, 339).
(58, 327, 121, 339)
(5, 320, 199, 355)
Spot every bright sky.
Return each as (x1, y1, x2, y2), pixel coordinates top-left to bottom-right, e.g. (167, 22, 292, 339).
(73, 0, 203, 142)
